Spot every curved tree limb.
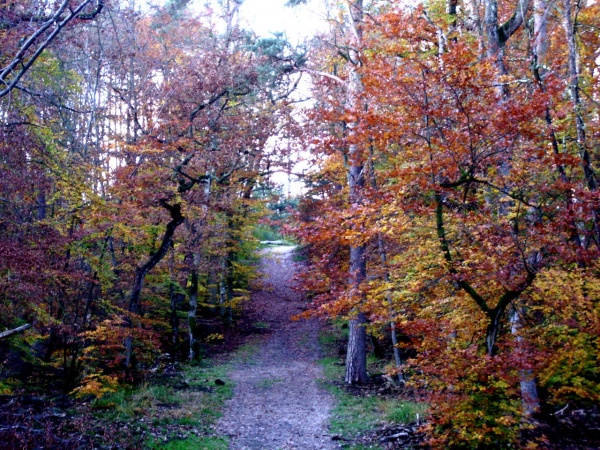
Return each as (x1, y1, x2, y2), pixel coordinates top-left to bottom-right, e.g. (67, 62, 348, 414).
(127, 201, 184, 315)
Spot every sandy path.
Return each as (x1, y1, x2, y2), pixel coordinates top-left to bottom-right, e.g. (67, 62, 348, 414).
(216, 246, 337, 450)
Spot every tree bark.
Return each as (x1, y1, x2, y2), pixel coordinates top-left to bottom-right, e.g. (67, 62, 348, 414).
(346, 311, 368, 384)
(188, 268, 199, 362)
(562, 0, 600, 247)
(170, 284, 181, 347)
(484, 0, 530, 97)
(344, 0, 369, 385)
(510, 307, 540, 415)
(533, 0, 548, 63)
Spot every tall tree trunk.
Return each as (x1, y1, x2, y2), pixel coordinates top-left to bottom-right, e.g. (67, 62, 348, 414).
(346, 311, 368, 384)
(562, 0, 600, 247)
(344, 0, 368, 385)
(484, 0, 530, 98)
(188, 268, 199, 362)
(466, 0, 485, 56)
(533, 0, 548, 63)
(170, 283, 180, 347)
(345, 242, 369, 384)
(346, 138, 368, 385)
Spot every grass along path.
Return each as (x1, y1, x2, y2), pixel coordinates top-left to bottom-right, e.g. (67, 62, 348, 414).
(85, 246, 425, 449)
(86, 359, 233, 449)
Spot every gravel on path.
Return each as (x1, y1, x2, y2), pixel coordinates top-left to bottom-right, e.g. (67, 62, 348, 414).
(216, 246, 337, 450)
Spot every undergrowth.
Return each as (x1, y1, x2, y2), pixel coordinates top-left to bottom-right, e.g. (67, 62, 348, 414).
(319, 321, 427, 449)
(89, 360, 232, 448)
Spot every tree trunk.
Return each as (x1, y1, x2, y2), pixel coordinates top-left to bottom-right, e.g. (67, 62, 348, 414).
(562, 0, 600, 247)
(128, 202, 184, 315)
(0, 323, 31, 340)
(510, 307, 540, 415)
(533, 0, 548, 63)
(170, 283, 180, 347)
(343, 0, 369, 386)
(390, 320, 403, 382)
(125, 201, 184, 368)
(346, 311, 368, 384)
(484, 0, 530, 98)
(188, 268, 199, 362)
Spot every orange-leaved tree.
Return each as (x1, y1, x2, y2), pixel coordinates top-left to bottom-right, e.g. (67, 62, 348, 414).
(296, 0, 600, 447)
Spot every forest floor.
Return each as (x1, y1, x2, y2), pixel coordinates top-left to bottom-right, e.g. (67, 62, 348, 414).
(215, 245, 337, 449)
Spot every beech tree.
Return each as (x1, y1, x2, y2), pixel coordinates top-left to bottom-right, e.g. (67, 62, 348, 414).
(296, 0, 600, 446)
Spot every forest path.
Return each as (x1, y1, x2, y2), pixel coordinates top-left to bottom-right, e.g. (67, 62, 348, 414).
(216, 246, 337, 450)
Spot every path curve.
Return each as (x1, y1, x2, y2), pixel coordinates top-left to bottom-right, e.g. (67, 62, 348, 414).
(216, 246, 337, 450)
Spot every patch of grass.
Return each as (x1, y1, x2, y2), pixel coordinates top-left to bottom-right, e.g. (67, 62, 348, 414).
(253, 225, 283, 242)
(89, 360, 234, 446)
(256, 377, 283, 389)
(147, 435, 228, 450)
(319, 356, 345, 381)
(318, 322, 427, 448)
(384, 401, 427, 424)
(327, 385, 385, 438)
(230, 339, 261, 365)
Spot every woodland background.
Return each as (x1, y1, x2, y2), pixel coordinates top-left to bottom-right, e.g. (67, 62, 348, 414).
(0, 0, 599, 448)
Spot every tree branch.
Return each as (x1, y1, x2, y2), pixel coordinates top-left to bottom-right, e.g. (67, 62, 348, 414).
(128, 201, 184, 314)
(0, 0, 105, 99)
(435, 194, 492, 315)
(0, 324, 32, 340)
(498, 0, 531, 45)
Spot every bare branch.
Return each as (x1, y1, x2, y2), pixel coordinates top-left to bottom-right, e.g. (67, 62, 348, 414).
(300, 67, 345, 85)
(0, 324, 32, 340)
(0, 0, 105, 99)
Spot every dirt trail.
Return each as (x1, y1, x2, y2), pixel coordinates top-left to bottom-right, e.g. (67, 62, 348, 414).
(216, 246, 337, 450)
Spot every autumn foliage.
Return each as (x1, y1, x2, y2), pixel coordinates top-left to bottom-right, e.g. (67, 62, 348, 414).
(295, 0, 600, 447)
(0, 0, 300, 395)
(1, 0, 599, 447)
